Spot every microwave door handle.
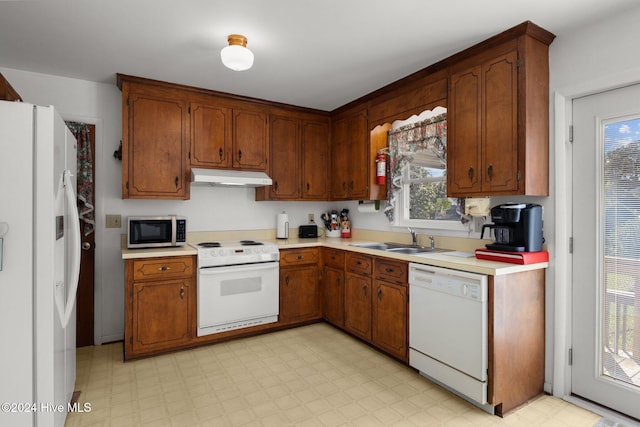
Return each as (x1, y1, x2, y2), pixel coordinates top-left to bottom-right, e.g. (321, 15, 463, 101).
(171, 215, 177, 246)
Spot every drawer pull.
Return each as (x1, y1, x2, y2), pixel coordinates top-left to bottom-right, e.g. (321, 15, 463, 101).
(159, 266, 171, 271)
(355, 261, 362, 265)
(297, 255, 304, 260)
(385, 268, 394, 273)
(180, 286, 184, 299)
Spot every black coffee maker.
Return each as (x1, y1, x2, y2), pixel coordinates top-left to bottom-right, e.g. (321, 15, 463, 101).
(481, 203, 543, 252)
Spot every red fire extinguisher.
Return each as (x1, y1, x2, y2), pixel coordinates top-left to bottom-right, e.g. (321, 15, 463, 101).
(375, 151, 386, 185)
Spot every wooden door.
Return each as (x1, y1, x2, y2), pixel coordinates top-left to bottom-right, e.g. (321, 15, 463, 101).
(76, 124, 95, 347)
(302, 119, 330, 200)
(344, 272, 372, 341)
(190, 102, 232, 168)
(233, 109, 268, 171)
(372, 280, 407, 361)
(482, 51, 519, 193)
(448, 64, 482, 196)
(123, 84, 189, 199)
(322, 267, 344, 327)
(279, 266, 320, 323)
(131, 278, 191, 354)
(269, 115, 300, 199)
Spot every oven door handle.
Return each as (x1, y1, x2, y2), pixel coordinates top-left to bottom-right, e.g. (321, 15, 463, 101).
(199, 262, 279, 275)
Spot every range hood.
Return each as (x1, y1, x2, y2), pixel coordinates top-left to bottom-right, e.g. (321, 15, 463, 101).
(191, 168, 272, 187)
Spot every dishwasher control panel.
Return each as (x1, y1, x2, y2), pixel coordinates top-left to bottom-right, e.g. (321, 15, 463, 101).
(409, 263, 488, 301)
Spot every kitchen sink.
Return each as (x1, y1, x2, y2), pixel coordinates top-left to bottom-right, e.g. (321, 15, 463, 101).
(350, 242, 450, 254)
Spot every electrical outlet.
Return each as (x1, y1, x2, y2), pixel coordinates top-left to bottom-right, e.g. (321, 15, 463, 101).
(308, 213, 315, 223)
(105, 214, 122, 228)
(473, 216, 486, 234)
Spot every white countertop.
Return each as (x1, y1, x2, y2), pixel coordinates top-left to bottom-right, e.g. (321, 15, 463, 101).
(121, 234, 548, 276)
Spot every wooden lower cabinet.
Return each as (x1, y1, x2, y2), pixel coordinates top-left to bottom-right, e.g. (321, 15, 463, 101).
(124, 256, 195, 360)
(322, 267, 345, 327)
(372, 280, 407, 362)
(279, 265, 321, 324)
(279, 248, 321, 325)
(344, 271, 372, 341)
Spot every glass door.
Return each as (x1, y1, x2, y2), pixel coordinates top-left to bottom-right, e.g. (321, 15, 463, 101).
(572, 84, 640, 420)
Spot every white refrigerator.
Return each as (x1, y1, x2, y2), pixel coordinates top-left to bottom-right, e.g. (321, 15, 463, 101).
(0, 101, 81, 427)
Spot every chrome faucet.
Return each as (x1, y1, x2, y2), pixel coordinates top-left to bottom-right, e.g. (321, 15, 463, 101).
(408, 227, 417, 245)
(429, 235, 435, 249)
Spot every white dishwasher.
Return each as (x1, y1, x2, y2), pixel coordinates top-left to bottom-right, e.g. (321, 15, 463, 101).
(408, 263, 491, 412)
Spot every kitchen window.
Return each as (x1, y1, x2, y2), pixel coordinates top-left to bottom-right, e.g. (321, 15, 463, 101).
(385, 108, 465, 231)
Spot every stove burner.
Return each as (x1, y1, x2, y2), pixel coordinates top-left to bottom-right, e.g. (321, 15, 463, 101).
(240, 240, 264, 246)
(198, 242, 221, 248)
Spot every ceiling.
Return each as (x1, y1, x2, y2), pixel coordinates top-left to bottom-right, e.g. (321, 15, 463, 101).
(1, 0, 638, 111)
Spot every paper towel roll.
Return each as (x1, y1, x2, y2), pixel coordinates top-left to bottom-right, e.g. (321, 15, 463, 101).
(357, 201, 383, 213)
(276, 212, 289, 239)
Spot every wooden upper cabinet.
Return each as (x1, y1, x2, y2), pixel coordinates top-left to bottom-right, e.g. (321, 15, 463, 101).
(269, 115, 301, 199)
(447, 23, 554, 197)
(190, 102, 232, 168)
(330, 108, 369, 200)
(0, 73, 22, 102)
(121, 80, 190, 199)
(233, 109, 268, 171)
(258, 113, 330, 201)
(301, 118, 330, 200)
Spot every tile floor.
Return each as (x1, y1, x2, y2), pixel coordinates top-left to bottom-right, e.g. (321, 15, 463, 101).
(65, 323, 601, 427)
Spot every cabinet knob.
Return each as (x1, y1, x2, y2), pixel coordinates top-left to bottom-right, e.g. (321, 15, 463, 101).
(487, 164, 493, 181)
(285, 275, 289, 286)
(274, 181, 279, 192)
(180, 286, 184, 299)
(362, 285, 368, 296)
(468, 167, 474, 181)
(238, 150, 242, 161)
(175, 176, 179, 188)
(306, 182, 310, 192)
(219, 147, 223, 159)
(377, 288, 382, 300)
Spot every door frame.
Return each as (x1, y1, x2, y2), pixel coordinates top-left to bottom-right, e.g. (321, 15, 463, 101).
(63, 114, 104, 346)
(555, 85, 640, 425)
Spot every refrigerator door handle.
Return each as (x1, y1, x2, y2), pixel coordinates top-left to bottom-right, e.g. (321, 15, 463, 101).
(61, 169, 81, 328)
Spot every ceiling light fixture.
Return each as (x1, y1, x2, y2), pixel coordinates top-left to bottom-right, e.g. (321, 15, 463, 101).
(220, 34, 254, 71)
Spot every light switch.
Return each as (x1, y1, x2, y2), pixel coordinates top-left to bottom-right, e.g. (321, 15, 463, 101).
(105, 214, 122, 228)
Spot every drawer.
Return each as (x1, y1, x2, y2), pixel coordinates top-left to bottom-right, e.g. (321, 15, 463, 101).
(132, 256, 194, 281)
(374, 258, 408, 285)
(323, 248, 345, 269)
(346, 252, 372, 276)
(280, 248, 319, 266)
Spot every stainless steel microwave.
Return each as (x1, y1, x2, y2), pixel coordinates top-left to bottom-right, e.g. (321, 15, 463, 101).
(127, 215, 187, 249)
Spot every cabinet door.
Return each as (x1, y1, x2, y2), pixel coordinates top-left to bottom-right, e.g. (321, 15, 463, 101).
(347, 110, 369, 199)
(344, 272, 372, 341)
(233, 109, 268, 171)
(330, 116, 350, 199)
(131, 278, 191, 354)
(123, 85, 189, 199)
(279, 266, 320, 324)
(269, 115, 301, 199)
(482, 51, 518, 193)
(448, 64, 482, 196)
(301, 119, 330, 200)
(322, 267, 344, 327)
(191, 102, 232, 168)
(372, 280, 407, 361)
